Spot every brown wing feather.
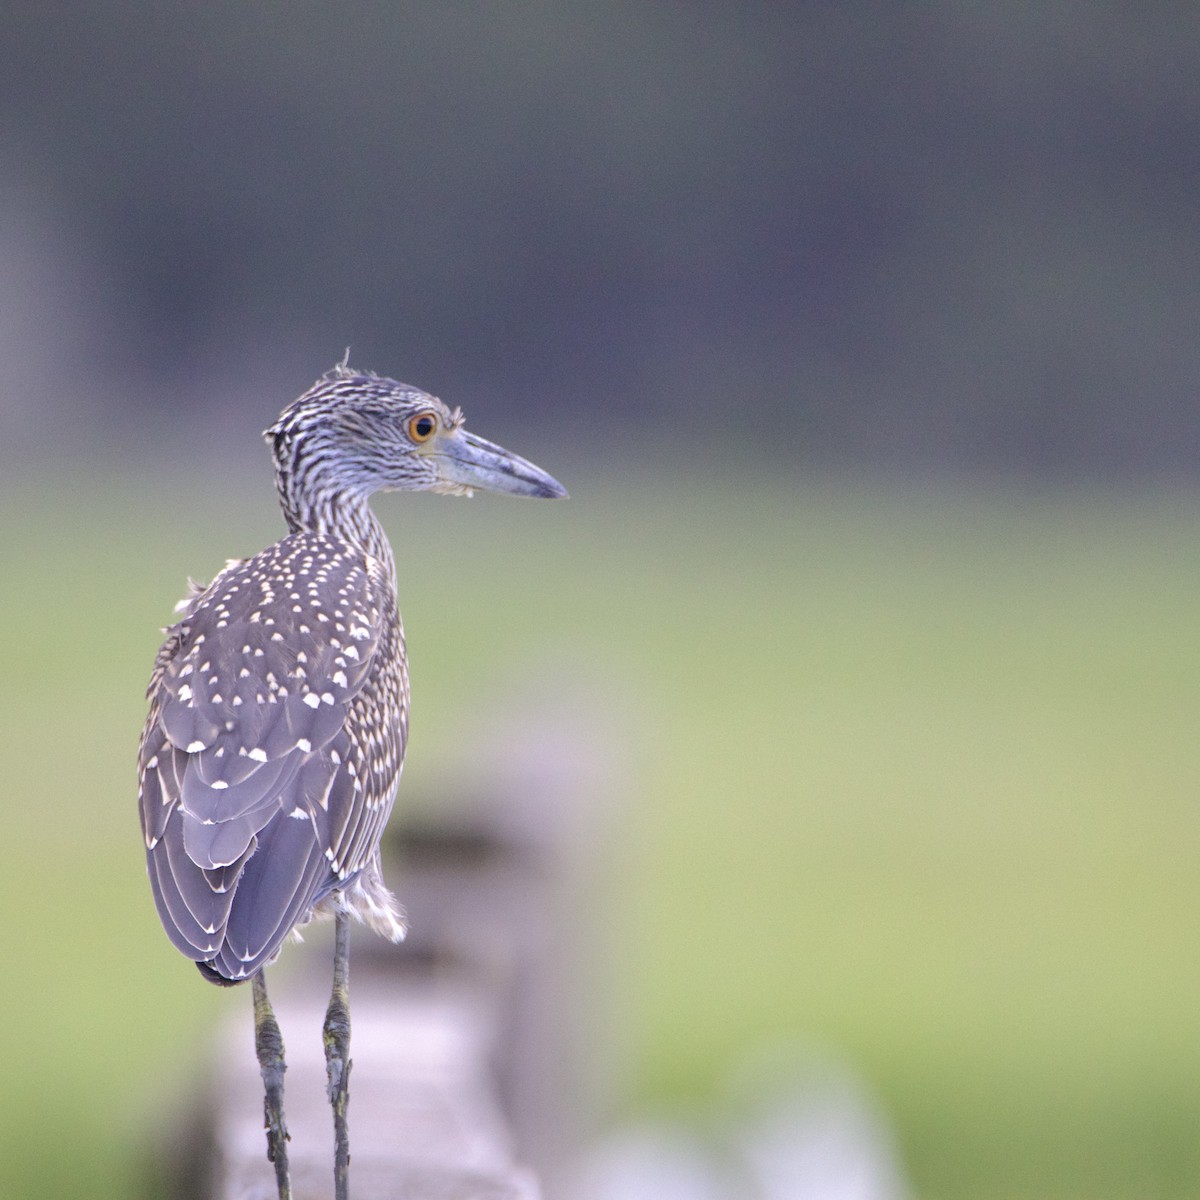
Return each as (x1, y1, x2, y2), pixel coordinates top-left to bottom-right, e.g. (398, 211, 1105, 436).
(137, 531, 406, 981)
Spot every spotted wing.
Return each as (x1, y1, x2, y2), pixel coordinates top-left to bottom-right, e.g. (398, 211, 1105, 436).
(138, 531, 405, 981)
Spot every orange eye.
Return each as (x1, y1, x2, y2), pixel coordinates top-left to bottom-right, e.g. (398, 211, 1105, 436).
(407, 411, 439, 443)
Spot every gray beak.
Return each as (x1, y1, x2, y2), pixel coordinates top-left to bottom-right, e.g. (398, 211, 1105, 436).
(433, 430, 568, 499)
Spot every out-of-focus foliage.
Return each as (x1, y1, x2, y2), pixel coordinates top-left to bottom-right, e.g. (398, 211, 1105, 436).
(2, 476, 1199, 1200)
(0, 4, 1199, 472)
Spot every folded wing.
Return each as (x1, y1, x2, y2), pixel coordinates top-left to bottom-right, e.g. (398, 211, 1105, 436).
(138, 531, 405, 981)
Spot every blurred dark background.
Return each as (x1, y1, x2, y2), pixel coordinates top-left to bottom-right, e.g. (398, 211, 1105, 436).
(2, 3, 1199, 476)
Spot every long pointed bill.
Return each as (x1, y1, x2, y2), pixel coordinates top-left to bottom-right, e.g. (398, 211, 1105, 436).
(432, 429, 568, 499)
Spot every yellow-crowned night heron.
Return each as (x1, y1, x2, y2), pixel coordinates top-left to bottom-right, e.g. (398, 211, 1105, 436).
(137, 362, 566, 1200)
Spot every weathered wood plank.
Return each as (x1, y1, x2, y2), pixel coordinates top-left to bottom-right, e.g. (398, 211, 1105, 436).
(216, 972, 538, 1200)
(175, 695, 614, 1198)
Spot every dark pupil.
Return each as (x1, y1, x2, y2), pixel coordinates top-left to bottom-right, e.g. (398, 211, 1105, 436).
(415, 416, 434, 437)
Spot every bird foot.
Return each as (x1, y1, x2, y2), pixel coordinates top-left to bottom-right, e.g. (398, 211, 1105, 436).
(252, 972, 293, 1200)
(324, 912, 353, 1200)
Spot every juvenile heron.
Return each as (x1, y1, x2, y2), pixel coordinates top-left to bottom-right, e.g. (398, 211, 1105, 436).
(137, 363, 566, 1199)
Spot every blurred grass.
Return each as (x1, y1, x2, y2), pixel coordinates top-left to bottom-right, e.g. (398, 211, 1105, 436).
(2, 471, 1199, 1199)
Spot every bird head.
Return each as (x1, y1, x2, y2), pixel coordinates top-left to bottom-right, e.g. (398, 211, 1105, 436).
(265, 364, 568, 505)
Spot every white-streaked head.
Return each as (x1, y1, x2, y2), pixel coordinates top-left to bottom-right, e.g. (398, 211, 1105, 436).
(265, 364, 567, 525)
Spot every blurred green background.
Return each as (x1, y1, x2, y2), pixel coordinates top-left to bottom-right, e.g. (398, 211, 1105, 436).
(2, 5, 1200, 1199)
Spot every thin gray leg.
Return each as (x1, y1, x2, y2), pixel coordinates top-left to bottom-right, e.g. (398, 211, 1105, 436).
(252, 970, 292, 1200)
(324, 909, 353, 1200)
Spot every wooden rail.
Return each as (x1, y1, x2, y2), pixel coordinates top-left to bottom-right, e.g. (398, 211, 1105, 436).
(154, 694, 613, 1199)
(215, 968, 538, 1199)
(196, 816, 543, 1199)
